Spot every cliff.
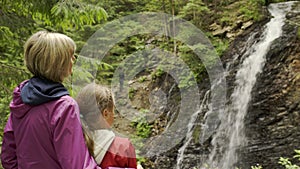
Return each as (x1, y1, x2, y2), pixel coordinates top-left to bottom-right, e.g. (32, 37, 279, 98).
(143, 1, 300, 169)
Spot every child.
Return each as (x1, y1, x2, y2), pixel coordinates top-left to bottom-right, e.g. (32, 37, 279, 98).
(76, 83, 138, 169)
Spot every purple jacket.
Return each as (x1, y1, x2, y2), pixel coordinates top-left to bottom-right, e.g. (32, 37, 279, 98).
(1, 78, 101, 169)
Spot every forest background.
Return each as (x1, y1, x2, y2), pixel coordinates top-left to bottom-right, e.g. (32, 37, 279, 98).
(0, 0, 293, 168)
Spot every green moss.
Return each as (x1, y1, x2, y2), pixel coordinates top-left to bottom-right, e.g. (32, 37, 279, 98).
(192, 125, 201, 143)
(270, 0, 288, 3)
(138, 76, 147, 83)
(128, 87, 135, 100)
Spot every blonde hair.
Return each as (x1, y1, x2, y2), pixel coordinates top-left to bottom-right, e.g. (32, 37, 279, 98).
(81, 119, 95, 157)
(24, 30, 76, 82)
(76, 83, 114, 120)
(76, 83, 114, 157)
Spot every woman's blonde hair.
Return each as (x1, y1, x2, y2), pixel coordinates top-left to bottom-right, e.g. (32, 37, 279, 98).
(24, 30, 76, 82)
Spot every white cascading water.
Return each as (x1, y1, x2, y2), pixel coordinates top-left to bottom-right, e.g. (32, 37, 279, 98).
(204, 2, 295, 169)
(176, 91, 211, 169)
(174, 2, 295, 168)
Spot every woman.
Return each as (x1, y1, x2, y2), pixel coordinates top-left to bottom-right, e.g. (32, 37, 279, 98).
(76, 83, 138, 169)
(1, 31, 101, 169)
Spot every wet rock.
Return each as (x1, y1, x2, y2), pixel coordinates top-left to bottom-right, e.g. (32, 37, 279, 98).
(241, 21, 253, 30)
(147, 2, 300, 169)
(212, 26, 232, 37)
(240, 4, 300, 168)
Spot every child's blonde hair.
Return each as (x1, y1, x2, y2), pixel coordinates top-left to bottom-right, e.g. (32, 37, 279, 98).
(76, 83, 114, 156)
(76, 83, 114, 120)
(81, 119, 95, 157)
(24, 30, 76, 82)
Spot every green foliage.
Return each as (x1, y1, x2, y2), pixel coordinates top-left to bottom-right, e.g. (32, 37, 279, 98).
(192, 125, 201, 143)
(220, 15, 232, 25)
(138, 76, 147, 83)
(213, 37, 230, 56)
(50, 1, 107, 30)
(0, 63, 30, 143)
(96, 62, 115, 85)
(198, 150, 300, 169)
(248, 150, 300, 169)
(203, 32, 229, 56)
(278, 157, 300, 169)
(0, 27, 14, 42)
(151, 67, 164, 79)
(178, 44, 208, 81)
(0, 0, 108, 71)
(0, 0, 108, 72)
(239, 0, 265, 21)
(179, 0, 210, 27)
(129, 88, 136, 100)
(143, 0, 188, 15)
(178, 71, 197, 89)
(131, 113, 153, 138)
(251, 164, 263, 169)
(98, 0, 148, 20)
(278, 150, 300, 169)
(294, 150, 300, 160)
(135, 120, 152, 138)
(198, 149, 300, 169)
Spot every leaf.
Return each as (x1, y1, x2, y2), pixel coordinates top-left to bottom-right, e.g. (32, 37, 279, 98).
(51, 4, 61, 16)
(293, 150, 300, 160)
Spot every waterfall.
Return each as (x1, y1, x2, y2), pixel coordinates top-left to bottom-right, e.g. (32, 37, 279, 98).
(202, 2, 295, 169)
(176, 91, 211, 169)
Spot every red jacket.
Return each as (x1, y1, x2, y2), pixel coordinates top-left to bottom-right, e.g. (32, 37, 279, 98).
(100, 136, 137, 169)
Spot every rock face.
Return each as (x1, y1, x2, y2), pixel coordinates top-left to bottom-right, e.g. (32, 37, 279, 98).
(212, 2, 300, 168)
(240, 4, 300, 168)
(146, 2, 300, 169)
